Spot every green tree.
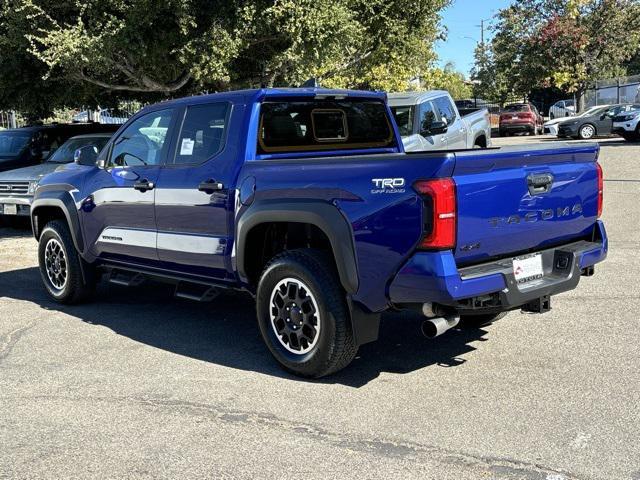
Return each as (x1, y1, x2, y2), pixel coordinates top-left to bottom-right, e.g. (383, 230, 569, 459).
(475, 0, 640, 108)
(0, 0, 451, 118)
(421, 62, 472, 99)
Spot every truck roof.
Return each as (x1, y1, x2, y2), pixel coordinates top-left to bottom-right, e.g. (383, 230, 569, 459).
(152, 88, 388, 111)
(386, 90, 450, 107)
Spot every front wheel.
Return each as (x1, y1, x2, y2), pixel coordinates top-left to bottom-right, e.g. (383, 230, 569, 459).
(38, 220, 96, 304)
(256, 249, 357, 378)
(578, 123, 596, 140)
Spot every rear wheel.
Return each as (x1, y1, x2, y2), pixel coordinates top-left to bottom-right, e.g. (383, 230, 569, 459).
(256, 249, 357, 378)
(38, 220, 96, 304)
(578, 123, 596, 140)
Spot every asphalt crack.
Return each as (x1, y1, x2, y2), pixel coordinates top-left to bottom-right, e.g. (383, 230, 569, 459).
(3, 393, 580, 480)
(0, 323, 35, 362)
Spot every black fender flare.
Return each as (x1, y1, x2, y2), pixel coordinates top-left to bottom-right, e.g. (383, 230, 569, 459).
(235, 200, 359, 294)
(473, 133, 487, 147)
(31, 188, 84, 253)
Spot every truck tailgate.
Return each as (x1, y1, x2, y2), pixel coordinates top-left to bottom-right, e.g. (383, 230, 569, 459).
(453, 144, 600, 265)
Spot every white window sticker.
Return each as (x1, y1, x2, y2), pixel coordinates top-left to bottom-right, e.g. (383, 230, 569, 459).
(180, 138, 195, 156)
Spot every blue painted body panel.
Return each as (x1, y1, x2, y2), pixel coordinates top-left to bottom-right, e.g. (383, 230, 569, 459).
(34, 88, 608, 314)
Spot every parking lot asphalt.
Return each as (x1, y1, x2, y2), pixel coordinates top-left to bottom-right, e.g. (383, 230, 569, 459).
(1, 135, 639, 479)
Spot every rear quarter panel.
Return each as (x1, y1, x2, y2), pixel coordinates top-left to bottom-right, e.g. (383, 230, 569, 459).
(237, 153, 455, 312)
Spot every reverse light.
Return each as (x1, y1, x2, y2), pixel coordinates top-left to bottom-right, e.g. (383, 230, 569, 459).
(596, 162, 603, 218)
(414, 178, 457, 249)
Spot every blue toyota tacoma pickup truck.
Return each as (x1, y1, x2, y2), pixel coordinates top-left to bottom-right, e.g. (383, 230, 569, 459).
(30, 88, 607, 377)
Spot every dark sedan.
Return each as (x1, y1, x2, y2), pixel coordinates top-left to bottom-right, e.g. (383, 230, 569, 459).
(0, 133, 114, 218)
(557, 104, 640, 140)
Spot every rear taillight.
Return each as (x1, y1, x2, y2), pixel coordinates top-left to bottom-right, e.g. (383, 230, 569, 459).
(414, 178, 457, 249)
(597, 162, 603, 217)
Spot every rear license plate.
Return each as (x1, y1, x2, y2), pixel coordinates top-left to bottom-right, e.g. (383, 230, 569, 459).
(512, 115, 519, 120)
(3, 204, 17, 215)
(513, 254, 543, 284)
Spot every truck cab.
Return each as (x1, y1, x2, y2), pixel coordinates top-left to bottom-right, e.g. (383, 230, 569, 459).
(388, 90, 492, 151)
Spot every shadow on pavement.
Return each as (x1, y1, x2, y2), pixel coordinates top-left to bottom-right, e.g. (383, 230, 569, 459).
(0, 266, 491, 388)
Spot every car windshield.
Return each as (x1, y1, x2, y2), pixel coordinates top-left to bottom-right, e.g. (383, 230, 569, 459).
(578, 107, 607, 117)
(503, 104, 529, 112)
(47, 136, 110, 164)
(565, 100, 575, 107)
(0, 131, 32, 157)
(390, 106, 415, 136)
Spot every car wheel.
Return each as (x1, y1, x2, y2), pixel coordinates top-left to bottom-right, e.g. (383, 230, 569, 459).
(256, 249, 357, 378)
(461, 312, 508, 327)
(38, 220, 96, 304)
(578, 123, 596, 140)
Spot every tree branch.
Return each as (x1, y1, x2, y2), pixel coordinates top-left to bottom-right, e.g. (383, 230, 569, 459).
(75, 69, 191, 93)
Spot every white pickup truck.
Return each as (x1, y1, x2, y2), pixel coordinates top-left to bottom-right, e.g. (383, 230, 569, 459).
(388, 90, 492, 151)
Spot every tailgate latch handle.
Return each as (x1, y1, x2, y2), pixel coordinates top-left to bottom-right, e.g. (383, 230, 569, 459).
(527, 173, 554, 195)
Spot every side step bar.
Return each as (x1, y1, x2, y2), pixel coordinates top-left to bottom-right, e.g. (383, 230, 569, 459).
(108, 270, 145, 287)
(174, 282, 220, 302)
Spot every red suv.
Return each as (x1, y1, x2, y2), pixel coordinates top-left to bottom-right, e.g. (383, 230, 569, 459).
(499, 103, 544, 136)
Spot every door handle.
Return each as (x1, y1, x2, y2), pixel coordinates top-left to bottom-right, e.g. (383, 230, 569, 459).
(133, 179, 155, 192)
(198, 179, 224, 194)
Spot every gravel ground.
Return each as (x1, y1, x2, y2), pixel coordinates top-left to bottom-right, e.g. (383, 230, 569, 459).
(0, 134, 639, 479)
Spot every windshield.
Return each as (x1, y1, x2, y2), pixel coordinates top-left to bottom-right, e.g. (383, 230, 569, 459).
(578, 107, 607, 118)
(0, 131, 32, 157)
(390, 106, 415, 136)
(565, 100, 575, 107)
(47, 136, 111, 163)
(503, 104, 529, 112)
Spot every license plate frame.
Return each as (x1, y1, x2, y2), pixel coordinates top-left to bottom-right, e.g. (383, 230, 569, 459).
(3, 204, 17, 215)
(513, 253, 544, 285)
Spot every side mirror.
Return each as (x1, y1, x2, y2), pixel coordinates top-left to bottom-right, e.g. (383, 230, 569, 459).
(421, 120, 448, 137)
(74, 145, 99, 166)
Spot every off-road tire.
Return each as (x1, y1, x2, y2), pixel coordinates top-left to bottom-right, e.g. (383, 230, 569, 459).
(256, 249, 357, 378)
(38, 220, 96, 304)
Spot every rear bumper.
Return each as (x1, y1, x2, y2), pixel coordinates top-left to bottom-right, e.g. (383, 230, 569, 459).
(500, 123, 534, 132)
(388, 221, 608, 311)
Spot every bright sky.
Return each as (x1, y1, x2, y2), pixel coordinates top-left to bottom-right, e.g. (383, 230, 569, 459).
(435, 0, 514, 76)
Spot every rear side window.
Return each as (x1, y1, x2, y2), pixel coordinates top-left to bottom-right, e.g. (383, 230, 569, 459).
(173, 102, 229, 165)
(258, 100, 394, 154)
(390, 106, 414, 136)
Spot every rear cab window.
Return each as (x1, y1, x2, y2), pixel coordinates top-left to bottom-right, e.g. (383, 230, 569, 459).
(173, 102, 229, 165)
(258, 99, 396, 156)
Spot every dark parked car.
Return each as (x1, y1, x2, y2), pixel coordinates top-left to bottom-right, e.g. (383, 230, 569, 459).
(558, 104, 640, 140)
(499, 103, 544, 136)
(0, 123, 119, 173)
(0, 133, 114, 218)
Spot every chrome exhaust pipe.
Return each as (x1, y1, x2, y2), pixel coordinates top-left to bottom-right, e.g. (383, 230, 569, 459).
(421, 315, 460, 339)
